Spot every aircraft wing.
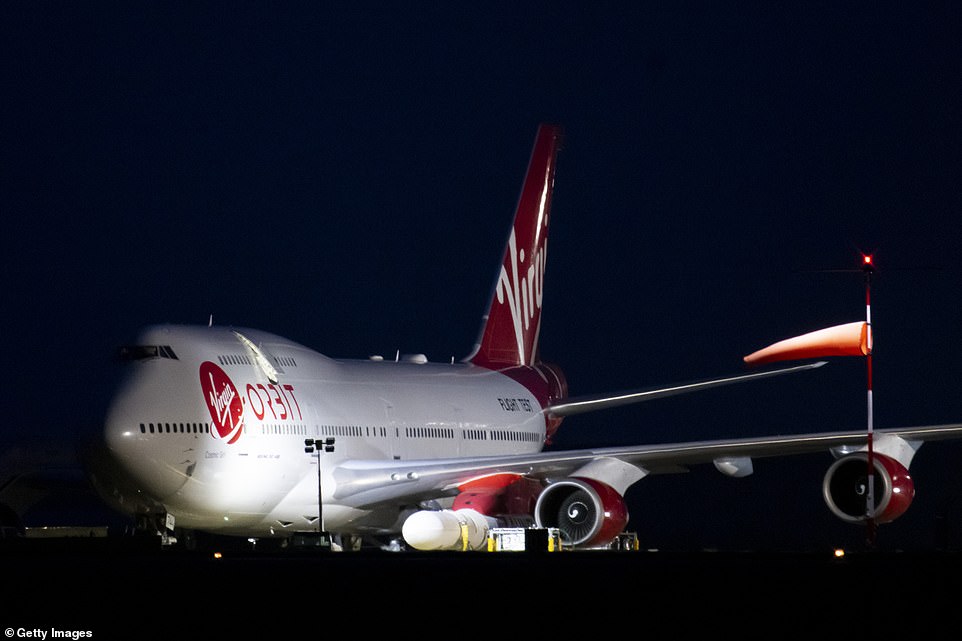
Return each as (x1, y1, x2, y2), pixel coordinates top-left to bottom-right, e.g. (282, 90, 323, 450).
(330, 422, 962, 508)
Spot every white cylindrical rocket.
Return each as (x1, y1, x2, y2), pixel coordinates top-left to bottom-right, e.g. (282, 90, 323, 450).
(401, 509, 497, 551)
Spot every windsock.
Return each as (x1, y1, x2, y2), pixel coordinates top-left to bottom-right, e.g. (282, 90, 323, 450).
(744, 321, 871, 366)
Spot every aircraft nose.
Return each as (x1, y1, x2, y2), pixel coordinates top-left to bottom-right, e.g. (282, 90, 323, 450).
(103, 398, 142, 469)
(101, 375, 190, 500)
(103, 388, 155, 488)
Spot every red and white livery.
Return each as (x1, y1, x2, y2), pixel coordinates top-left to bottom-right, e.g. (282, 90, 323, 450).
(92, 125, 962, 550)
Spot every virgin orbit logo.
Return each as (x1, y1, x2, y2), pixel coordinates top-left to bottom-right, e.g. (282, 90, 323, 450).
(200, 361, 245, 444)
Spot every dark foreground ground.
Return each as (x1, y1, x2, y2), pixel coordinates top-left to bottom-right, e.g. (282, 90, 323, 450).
(2, 536, 960, 638)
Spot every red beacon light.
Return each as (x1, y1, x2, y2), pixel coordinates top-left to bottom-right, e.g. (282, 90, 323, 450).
(861, 253, 875, 273)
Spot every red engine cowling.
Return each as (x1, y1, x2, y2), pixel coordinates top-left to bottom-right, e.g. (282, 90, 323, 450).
(822, 452, 915, 524)
(533, 477, 628, 547)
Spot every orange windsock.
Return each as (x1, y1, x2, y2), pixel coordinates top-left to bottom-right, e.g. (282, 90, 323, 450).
(744, 321, 872, 366)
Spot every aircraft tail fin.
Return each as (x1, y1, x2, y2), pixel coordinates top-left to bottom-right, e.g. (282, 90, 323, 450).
(467, 124, 563, 368)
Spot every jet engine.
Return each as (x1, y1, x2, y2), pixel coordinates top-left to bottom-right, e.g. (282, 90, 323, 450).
(822, 452, 915, 524)
(534, 477, 628, 547)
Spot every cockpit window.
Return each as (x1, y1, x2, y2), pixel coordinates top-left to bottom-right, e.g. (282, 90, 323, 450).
(118, 345, 179, 362)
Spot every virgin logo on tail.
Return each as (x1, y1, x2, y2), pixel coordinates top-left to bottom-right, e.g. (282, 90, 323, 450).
(495, 222, 548, 365)
(470, 124, 561, 368)
(200, 361, 245, 444)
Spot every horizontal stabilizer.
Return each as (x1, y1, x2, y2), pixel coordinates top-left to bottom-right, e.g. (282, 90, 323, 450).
(546, 361, 826, 417)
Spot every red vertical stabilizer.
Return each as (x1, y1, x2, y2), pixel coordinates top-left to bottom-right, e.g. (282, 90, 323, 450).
(467, 124, 563, 368)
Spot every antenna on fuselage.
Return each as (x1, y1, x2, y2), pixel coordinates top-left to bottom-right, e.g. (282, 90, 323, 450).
(208, 314, 214, 327)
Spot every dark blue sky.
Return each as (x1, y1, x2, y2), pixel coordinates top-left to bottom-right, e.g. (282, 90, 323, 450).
(2, 3, 961, 549)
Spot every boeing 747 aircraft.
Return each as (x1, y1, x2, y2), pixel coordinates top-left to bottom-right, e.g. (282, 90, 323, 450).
(36, 125, 962, 551)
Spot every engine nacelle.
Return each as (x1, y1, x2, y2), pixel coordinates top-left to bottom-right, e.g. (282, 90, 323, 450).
(534, 477, 628, 547)
(822, 452, 915, 524)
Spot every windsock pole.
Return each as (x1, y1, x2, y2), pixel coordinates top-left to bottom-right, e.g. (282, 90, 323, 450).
(741, 252, 878, 546)
(862, 254, 876, 546)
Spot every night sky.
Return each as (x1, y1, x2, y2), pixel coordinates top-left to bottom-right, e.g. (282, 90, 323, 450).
(2, 2, 961, 551)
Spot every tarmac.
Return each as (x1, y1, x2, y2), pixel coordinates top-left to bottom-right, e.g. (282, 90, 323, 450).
(2, 535, 961, 638)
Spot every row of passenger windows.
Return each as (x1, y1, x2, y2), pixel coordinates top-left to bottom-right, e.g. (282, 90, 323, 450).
(490, 430, 541, 443)
(320, 425, 539, 442)
(323, 425, 387, 438)
(217, 354, 299, 367)
(139, 422, 542, 443)
(140, 422, 210, 434)
(261, 424, 309, 436)
(405, 426, 455, 439)
(139, 423, 311, 437)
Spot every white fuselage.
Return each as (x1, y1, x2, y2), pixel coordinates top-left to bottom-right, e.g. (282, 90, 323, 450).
(98, 325, 547, 537)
